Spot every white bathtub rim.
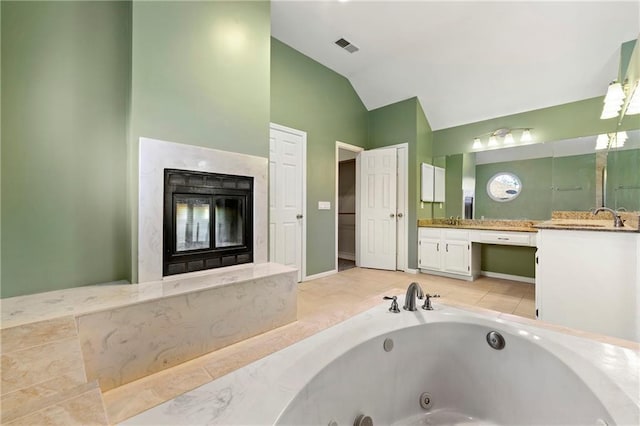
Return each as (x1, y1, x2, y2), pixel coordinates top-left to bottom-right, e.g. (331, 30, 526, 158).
(273, 306, 638, 425)
(124, 299, 640, 425)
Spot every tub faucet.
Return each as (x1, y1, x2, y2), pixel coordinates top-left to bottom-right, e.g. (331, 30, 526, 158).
(592, 207, 624, 227)
(404, 282, 424, 311)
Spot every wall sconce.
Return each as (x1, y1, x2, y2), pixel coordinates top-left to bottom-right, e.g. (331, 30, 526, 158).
(472, 128, 533, 150)
(600, 79, 640, 119)
(596, 131, 627, 150)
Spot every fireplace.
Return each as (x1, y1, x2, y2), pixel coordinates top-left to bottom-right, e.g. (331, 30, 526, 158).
(163, 169, 253, 276)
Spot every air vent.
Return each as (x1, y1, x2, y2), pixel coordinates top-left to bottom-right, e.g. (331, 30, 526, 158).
(335, 37, 359, 53)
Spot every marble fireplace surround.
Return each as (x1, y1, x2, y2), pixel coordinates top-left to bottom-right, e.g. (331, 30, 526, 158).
(138, 137, 268, 283)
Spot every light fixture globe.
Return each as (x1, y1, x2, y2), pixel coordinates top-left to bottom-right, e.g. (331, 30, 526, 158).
(520, 129, 532, 142)
(504, 133, 515, 144)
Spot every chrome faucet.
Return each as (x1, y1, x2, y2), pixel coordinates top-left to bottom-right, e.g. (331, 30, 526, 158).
(404, 282, 424, 311)
(592, 207, 624, 227)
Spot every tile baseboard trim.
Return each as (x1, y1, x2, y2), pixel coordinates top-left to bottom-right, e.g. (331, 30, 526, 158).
(480, 271, 535, 284)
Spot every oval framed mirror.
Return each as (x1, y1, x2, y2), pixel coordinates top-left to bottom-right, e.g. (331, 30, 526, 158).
(487, 172, 522, 202)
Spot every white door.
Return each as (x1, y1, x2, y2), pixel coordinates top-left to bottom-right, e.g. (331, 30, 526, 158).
(358, 148, 397, 270)
(269, 124, 305, 281)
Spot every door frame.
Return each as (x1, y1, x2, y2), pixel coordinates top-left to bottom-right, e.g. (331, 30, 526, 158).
(335, 141, 364, 270)
(269, 122, 307, 281)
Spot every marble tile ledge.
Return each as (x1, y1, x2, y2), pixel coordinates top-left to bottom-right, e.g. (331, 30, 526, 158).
(1, 263, 296, 329)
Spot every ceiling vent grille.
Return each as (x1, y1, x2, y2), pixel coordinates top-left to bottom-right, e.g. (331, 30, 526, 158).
(335, 38, 359, 53)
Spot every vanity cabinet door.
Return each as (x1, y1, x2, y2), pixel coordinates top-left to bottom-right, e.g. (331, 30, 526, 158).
(418, 237, 441, 270)
(443, 240, 470, 274)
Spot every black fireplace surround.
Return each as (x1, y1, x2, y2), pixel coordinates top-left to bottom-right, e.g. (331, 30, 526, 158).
(163, 169, 253, 276)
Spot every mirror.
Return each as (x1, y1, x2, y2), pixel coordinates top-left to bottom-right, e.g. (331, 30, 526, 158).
(435, 129, 640, 219)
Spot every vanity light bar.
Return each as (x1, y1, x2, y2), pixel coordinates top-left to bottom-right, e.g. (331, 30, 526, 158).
(625, 81, 640, 115)
(596, 131, 628, 150)
(472, 128, 533, 150)
(599, 79, 640, 119)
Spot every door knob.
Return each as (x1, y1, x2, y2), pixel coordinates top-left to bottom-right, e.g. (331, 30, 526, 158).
(397, 213, 404, 218)
(390, 213, 395, 218)
(296, 214, 303, 219)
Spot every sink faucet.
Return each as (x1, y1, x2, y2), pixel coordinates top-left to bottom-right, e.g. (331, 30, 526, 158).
(404, 282, 424, 311)
(592, 207, 624, 227)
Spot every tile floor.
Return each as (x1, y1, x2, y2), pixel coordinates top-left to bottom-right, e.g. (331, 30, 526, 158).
(103, 267, 535, 423)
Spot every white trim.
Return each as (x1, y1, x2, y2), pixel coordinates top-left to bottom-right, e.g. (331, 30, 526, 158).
(405, 268, 418, 274)
(303, 269, 338, 281)
(419, 269, 475, 281)
(338, 252, 356, 261)
(480, 271, 535, 284)
(335, 141, 365, 271)
(269, 123, 307, 282)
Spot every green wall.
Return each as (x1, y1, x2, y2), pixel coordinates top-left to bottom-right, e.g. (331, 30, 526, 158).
(1, 1, 131, 297)
(416, 100, 434, 221)
(271, 38, 368, 276)
(1, 1, 270, 297)
(129, 1, 270, 281)
(445, 154, 463, 217)
(607, 148, 640, 211)
(481, 245, 536, 279)
(130, 1, 269, 156)
(368, 97, 433, 270)
(551, 154, 597, 211)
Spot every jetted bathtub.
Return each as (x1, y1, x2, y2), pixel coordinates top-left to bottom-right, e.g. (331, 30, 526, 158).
(125, 297, 640, 425)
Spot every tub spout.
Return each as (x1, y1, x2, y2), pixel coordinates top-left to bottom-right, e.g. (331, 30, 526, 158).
(403, 282, 424, 311)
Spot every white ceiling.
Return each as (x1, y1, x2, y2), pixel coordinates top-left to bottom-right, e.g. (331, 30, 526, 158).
(271, 1, 640, 130)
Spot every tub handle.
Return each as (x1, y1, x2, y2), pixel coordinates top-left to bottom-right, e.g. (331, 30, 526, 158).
(422, 293, 440, 310)
(383, 296, 401, 313)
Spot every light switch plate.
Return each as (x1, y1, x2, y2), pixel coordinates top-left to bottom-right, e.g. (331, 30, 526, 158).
(318, 201, 331, 210)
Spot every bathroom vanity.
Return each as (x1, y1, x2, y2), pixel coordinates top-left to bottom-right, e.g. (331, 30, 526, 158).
(417, 220, 537, 281)
(535, 218, 640, 342)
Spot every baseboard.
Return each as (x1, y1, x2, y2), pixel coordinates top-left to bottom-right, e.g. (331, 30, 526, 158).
(419, 269, 475, 281)
(303, 269, 338, 281)
(338, 252, 356, 261)
(480, 271, 535, 284)
(405, 268, 418, 274)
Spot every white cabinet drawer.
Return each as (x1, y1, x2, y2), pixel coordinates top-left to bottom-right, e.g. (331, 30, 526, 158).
(477, 232, 531, 246)
(444, 229, 469, 241)
(419, 227, 441, 239)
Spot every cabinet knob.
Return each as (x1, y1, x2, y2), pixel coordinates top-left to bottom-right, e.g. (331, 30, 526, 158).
(397, 212, 404, 218)
(296, 214, 303, 219)
(390, 213, 395, 218)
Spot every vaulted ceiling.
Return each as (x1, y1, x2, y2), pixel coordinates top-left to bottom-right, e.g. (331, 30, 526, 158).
(271, 1, 640, 130)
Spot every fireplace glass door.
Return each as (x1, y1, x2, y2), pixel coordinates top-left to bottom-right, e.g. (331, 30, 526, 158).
(175, 196, 211, 252)
(214, 197, 244, 248)
(164, 169, 253, 276)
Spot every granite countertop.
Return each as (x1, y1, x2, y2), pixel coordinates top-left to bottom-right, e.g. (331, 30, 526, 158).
(535, 219, 640, 233)
(535, 211, 640, 233)
(417, 219, 539, 233)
